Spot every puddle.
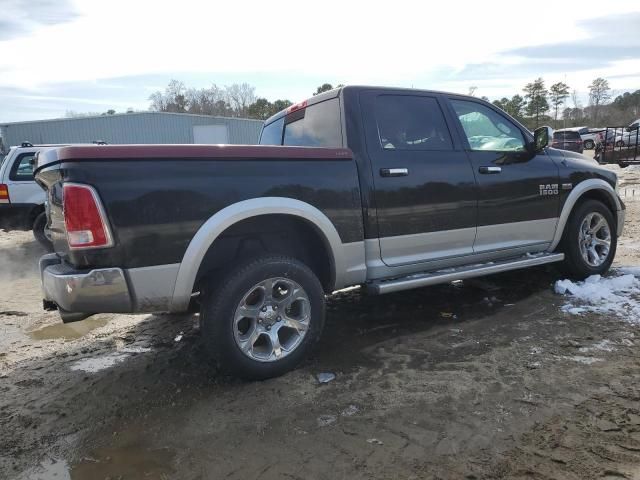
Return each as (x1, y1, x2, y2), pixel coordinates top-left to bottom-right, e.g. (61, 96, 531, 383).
(21, 446, 175, 479)
(28, 317, 109, 341)
(71, 445, 175, 479)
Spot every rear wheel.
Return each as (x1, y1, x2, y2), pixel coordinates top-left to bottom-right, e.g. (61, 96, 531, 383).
(200, 255, 325, 379)
(32, 212, 53, 251)
(584, 139, 595, 150)
(560, 200, 616, 279)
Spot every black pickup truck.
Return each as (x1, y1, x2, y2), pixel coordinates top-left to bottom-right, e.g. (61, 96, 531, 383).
(35, 86, 625, 379)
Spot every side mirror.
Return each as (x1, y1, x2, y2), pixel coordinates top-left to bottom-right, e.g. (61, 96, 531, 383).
(533, 127, 549, 152)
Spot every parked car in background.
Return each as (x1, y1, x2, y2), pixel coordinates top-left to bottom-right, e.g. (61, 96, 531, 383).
(0, 141, 106, 250)
(581, 127, 605, 149)
(0, 143, 51, 249)
(615, 120, 640, 147)
(35, 86, 624, 379)
(551, 129, 584, 153)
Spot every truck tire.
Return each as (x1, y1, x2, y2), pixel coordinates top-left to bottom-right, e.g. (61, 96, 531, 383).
(560, 199, 617, 279)
(200, 255, 325, 380)
(32, 212, 53, 252)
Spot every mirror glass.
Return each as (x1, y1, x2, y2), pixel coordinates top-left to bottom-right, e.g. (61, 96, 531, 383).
(534, 127, 549, 151)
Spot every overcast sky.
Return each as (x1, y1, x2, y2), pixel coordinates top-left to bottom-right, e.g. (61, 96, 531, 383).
(0, 0, 639, 122)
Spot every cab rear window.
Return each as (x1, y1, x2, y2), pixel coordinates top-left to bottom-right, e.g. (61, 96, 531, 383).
(259, 98, 342, 147)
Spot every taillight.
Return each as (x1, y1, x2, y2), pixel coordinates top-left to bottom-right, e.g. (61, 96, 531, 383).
(0, 184, 9, 204)
(63, 183, 113, 249)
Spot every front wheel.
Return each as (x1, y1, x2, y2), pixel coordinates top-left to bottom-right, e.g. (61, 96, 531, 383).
(584, 139, 595, 150)
(560, 200, 617, 279)
(200, 255, 326, 380)
(32, 212, 53, 251)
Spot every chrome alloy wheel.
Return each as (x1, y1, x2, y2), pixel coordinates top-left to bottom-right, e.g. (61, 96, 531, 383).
(578, 212, 612, 267)
(233, 277, 311, 362)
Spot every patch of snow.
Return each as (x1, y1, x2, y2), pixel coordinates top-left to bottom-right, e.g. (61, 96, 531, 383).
(341, 404, 359, 417)
(367, 438, 384, 445)
(174, 332, 184, 342)
(120, 345, 152, 354)
(579, 340, 616, 353)
(317, 415, 337, 427)
(316, 372, 336, 384)
(563, 355, 603, 365)
(617, 266, 640, 276)
(554, 272, 640, 322)
(70, 353, 129, 373)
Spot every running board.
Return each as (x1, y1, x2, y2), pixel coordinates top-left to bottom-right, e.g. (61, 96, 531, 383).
(368, 252, 564, 295)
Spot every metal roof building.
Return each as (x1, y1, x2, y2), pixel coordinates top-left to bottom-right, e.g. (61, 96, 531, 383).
(0, 112, 263, 153)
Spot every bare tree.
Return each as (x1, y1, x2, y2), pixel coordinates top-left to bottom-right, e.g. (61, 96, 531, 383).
(588, 77, 611, 125)
(225, 83, 256, 117)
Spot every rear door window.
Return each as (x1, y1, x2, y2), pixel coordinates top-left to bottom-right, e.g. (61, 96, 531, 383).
(282, 98, 342, 147)
(10, 152, 37, 181)
(374, 95, 453, 151)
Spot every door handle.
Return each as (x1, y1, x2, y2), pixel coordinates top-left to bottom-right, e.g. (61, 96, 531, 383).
(380, 168, 409, 177)
(478, 166, 502, 174)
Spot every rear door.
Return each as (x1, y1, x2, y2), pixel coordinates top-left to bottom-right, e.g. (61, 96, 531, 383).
(360, 90, 477, 266)
(6, 149, 45, 206)
(445, 97, 560, 254)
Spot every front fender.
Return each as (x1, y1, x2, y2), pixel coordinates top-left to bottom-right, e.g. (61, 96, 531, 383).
(548, 179, 623, 252)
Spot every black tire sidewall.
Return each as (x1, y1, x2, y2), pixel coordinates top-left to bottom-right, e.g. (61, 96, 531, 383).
(562, 200, 617, 279)
(32, 212, 53, 251)
(585, 140, 594, 149)
(201, 255, 325, 380)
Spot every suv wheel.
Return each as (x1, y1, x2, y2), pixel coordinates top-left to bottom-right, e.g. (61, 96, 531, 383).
(33, 212, 53, 251)
(584, 139, 595, 149)
(560, 200, 616, 279)
(200, 255, 325, 379)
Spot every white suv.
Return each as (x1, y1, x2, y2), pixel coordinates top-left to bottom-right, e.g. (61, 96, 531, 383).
(0, 143, 58, 249)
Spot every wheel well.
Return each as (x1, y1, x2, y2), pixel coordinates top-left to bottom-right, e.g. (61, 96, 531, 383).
(194, 214, 335, 293)
(577, 189, 617, 217)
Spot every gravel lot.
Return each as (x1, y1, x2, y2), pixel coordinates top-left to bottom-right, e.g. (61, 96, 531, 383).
(2, 165, 640, 480)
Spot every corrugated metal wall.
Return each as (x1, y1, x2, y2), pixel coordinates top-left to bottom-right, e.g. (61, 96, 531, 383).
(0, 112, 263, 152)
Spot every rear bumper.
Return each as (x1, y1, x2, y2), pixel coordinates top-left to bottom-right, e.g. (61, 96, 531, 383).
(0, 203, 37, 230)
(39, 254, 181, 322)
(40, 254, 132, 321)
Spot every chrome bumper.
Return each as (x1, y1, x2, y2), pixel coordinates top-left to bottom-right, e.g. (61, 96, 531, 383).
(40, 253, 133, 320)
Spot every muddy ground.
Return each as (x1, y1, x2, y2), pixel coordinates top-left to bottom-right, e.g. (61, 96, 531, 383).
(2, 165, 640, 480)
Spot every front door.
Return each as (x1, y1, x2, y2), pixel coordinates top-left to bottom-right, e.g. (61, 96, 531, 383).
(446, 97, 560, 254)
(360, 91, 477, 266)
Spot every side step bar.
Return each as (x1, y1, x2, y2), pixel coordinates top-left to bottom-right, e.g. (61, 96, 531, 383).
(368, 252, 564, 295)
